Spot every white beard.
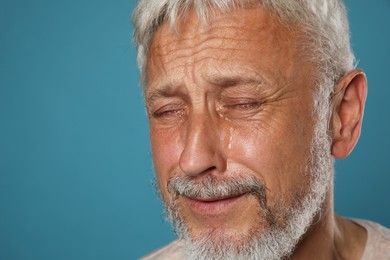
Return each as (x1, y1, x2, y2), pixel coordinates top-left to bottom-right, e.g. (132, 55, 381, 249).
(161, 96, 334, 260)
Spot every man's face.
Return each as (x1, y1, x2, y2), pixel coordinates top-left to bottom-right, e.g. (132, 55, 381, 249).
(145, 6, 331, 258)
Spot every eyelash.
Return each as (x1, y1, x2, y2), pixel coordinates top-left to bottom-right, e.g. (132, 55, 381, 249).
(226, 102, 261, 110)
(152, 104, 186, 118)
(153, 109, 181, 118)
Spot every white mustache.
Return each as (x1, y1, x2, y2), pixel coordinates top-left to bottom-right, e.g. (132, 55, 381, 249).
(167, 174, 268, 209)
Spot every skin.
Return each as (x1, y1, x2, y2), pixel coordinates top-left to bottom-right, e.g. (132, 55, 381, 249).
(145, 6, 368, 260)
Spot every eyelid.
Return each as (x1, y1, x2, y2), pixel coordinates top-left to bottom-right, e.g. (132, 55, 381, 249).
(224, 101, 262, 111)
(217, 97, 264, 120)
(227, 101, 261, 106)
(152, 102, 186, 118)
(221, 96, 262, 105)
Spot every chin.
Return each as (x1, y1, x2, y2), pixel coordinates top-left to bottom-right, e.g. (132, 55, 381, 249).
(187, 215, 269, 247)
(181, 222, 294, 260)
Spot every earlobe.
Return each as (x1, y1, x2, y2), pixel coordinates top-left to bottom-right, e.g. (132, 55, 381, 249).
(331, 70, 367, 159)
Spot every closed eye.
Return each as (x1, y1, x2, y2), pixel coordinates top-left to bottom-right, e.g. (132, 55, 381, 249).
(218, 98, 264, 120)
(151, 103, 186, 121)
(153, 109, 182, 118)
(225, 102, 261, 110)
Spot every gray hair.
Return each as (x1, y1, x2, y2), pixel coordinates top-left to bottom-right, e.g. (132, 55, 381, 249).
(132, 0, 355, 94)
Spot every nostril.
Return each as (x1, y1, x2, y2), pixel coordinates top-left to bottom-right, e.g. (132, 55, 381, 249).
(206, 166, 217, 172)
(198, 166, 217, 176)
(189, 166, 218, 178)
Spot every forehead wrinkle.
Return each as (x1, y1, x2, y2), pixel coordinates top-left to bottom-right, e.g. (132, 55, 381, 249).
(151, 14, 271, 60)
(153, 24, 266, 62)
(154, 49, 256, 82)
(149, 37, 260, 88)
(148, 11, 290, 80)
(150, 28, 292, 81)
(202, 64, 267, 88)
(152, 25, 271, 69)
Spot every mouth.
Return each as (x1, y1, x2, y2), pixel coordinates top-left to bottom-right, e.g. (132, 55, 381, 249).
(185, 193, 247, 215)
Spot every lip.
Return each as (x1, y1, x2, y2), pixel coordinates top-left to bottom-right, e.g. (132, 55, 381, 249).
(186, 194, 246, 215)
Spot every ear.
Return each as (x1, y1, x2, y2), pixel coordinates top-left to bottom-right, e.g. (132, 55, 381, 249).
(331, 70, 368, 159)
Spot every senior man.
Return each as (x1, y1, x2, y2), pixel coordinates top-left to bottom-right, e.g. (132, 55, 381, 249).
(132, 0, 390, 259)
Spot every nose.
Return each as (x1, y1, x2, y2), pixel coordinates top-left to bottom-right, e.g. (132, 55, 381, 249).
(179, 111, 227, 176)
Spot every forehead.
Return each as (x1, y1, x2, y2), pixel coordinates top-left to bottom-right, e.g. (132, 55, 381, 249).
(146, 6, 304, 90)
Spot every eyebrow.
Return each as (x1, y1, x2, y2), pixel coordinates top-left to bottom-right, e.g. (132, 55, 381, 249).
(206, 75, 265, 88)
(146, 83, 178, 106)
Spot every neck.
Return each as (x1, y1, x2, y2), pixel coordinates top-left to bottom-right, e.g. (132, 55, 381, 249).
(290, 187, 367, 260)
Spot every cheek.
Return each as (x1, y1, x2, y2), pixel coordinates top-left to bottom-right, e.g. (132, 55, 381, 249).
(150, 128, 183, 195)
(228, 118, 313, 199)
(229, 128, 283, 183)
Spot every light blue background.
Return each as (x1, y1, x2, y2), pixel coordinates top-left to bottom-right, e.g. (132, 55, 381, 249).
(0, 1, 389, 259)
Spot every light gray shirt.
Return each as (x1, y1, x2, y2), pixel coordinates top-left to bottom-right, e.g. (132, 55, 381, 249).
(353, 219, 390, 260)
(141, 219, 390, 259)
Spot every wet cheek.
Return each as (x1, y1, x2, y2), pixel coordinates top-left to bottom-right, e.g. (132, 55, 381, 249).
(228, 126, 272, 172)
(227, 124, 305, 194)
(234, 133, 275, 170)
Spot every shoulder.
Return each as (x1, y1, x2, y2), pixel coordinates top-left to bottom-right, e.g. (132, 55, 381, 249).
(140, 240, 185, 260)
(352, 219, 390, 260)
